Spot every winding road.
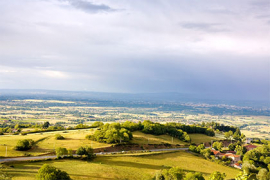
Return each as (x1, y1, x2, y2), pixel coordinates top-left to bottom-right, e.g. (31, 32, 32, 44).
(0, 148, 188, 163)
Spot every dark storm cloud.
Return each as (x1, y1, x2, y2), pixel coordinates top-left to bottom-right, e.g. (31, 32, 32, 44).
(63, 0, 115, 13)
(179, 23, 229, 33)
(251, 0, 270, 7)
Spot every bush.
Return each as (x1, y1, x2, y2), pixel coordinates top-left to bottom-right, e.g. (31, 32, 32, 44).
(55, 147, 68, 158)
(55, 134, 65, 140)
(76, 146, 96, 160)
(155, 167, 185, 180)
(36, 164, 71, 180)
(15, 139, 34, 151)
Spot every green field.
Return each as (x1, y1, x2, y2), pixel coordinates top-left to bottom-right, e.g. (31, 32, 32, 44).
(0, 129, 110, 157)
(4, 151, 239, 180)
(189, 134, 221, 144)
(131, 131, 188, 145)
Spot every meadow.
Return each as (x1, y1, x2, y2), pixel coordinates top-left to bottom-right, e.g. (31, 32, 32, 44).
(4, 151, 239, 180)
(131, 131, 188, 145)
(0, 129, 110, 157)
(189, 134, 221, 144)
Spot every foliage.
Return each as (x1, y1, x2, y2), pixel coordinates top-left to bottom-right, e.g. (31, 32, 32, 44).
(76, 146, 95, 160)
(55, 134, 65, 140)
(184, 172, 205, 180)
(235, 171, 250, 180)
(257, 168, 270, 180)
(235, 145, 246, 156)
(86, 123, 133, 143)
(15, 139, 34, 151)
(36, 164, 71, 180)
(208, 171, 226, 180)
(156, 167, 185, 180)
(212, 142, 223, 151)
(121, 121, 143, 131)
(91, 121, 104, 128)
(228, 143, 236, 151)
(55, 147, 68, 158)
(42, 121, 50, 129)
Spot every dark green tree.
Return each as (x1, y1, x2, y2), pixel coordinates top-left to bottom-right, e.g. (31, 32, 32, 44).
(208, 171, 226, 180)
(36, 164, 71, 180)
(184, 172, 205, 180)
(15, 139, 34, 151)
(43, 121, 50, 129)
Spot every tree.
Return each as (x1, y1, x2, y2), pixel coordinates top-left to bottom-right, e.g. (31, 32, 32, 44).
(162, 167, 185, 180)
(212, 142, 223, 151)
(15, 139, 34, 151)
(208, 171, 226, 180)
(36, 164, 71, 180)
(235, 171, 249, 180)
(55, 134, 65, 140)
(185, 135, 191, 143)
(184, 172, 205, 180)
(196, 144, 205, 153)
(235, 145, 244, 156)
(68, 149, 73, 157)
(228, 143, 236, 151)
(242, 161, 256, 175)
(224, 131, 233, 140)
(43, 121, 50, 129)
(257, 168, 269, 180)
(76, 146, 95, 160)
(201, 148, 211, 159)
(76, 146, 86, 157)
(55, 147, 68, 158)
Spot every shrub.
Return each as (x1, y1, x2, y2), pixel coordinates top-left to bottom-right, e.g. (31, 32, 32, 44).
(36, 164, 71, 180)
(15, 139, 34, 151)
(55, 134, 65, 140)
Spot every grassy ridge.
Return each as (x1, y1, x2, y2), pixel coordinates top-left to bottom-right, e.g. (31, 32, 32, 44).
(5, 151, 239, 180)
(0, 129, 110, 157)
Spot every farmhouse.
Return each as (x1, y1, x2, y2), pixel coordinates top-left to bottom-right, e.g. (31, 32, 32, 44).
(234, 163, 242, 169)
(244, 144, 257, 151)
(211, 150, 241, 163)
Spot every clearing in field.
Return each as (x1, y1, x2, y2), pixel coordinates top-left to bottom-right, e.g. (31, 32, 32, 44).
(4, 151, 239, 180)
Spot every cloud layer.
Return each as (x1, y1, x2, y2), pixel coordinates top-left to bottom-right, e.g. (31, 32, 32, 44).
(0, 0, 269, 101)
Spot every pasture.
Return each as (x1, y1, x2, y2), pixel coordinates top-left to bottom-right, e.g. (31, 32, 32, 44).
(0, 129, 110, 157)
(131, 131, 188, 145)
(4, 151, 239, 180)
(189, 134, 221, 144)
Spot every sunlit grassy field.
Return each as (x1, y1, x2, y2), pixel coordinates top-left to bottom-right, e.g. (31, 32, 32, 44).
(4, 151, 239, 180)
(131, 131, 188, 145)
(0, 129, 110, 157)
(189, 134, 221, 144)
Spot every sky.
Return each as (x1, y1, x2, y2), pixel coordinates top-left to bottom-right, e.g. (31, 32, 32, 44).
(0, 0, 269, 100)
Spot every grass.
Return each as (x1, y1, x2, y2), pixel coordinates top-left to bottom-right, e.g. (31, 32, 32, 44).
(131, 131, 188, 145)
(0, 129, 110, 157)
(189, 134, 221, 144)
(4, 151, 239, 180)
